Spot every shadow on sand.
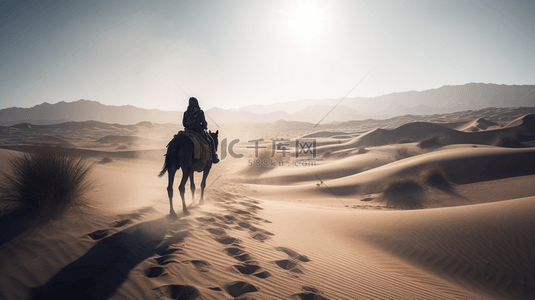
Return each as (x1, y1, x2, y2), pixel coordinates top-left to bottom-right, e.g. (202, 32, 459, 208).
(31, 214, 189, 300)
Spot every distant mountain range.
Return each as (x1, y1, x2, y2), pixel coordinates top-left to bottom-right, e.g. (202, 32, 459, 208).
(1, 83, 534, 125)
(234, 83, 535, 115)
(0, 100, 183, 126)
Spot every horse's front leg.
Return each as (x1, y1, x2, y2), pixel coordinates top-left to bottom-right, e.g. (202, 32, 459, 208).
(179, 168, 190, 214)
(199, 168, 211, 205)
(167, 168, 177, 217)
(189, 172, 196, 204)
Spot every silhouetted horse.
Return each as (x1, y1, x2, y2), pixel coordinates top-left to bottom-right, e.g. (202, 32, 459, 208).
(158, 130, 219, 216)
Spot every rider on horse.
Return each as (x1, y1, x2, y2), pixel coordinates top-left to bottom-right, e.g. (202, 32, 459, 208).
(182, 97, 220, 164)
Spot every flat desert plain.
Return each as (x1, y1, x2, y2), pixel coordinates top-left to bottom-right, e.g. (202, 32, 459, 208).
(1, 108, 535, 300)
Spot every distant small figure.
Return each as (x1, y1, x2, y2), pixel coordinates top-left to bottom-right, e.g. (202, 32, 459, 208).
(183, 97, 219, 164)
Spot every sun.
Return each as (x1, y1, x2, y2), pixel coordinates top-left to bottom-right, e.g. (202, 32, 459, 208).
(287, 1, 325, 47)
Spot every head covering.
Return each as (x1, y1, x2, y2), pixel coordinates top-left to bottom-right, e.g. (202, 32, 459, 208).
(187, 97, 201, 114)
(183, 97, 202, 129)
(188, 97, 200, 110)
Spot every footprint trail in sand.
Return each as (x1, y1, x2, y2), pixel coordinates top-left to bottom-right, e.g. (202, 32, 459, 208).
(81, 181, 320, 299)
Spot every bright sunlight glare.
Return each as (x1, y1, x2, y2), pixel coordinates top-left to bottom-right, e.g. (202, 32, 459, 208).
(288, 1, 325, 46)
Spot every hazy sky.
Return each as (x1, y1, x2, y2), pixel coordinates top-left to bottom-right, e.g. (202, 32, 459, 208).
(1, 0, 535, 111)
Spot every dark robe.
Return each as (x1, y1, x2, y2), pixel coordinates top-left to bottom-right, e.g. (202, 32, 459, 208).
(183, 98, 207, 134)
(181, 97, 219, 163)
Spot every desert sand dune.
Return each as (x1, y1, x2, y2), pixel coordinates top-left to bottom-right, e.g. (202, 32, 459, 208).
(265, 195, 535, 300)
(0, 145, 166, 162)
(260, 200, 487, 299)
(0, 174, 490, 299)
(364, 196, 535, 299)
(455, 117, 500, 132)
(247, 145, 535, 209)
(1, 109, 535, 299)
(239, 144, 399, 185)
(250, 144, 535, 185)
(95, 135, 159, 145)
(27, 135, 72, 144)
(504, 114, 535, 129)
(310, 115, 535, 155)
(299, 131, 358, 138)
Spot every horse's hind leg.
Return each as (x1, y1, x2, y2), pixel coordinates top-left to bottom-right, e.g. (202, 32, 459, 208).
(179, 168, 190, 214)
(189, 172, 196, 204)
(200, 168, 210, 205)
(167, 167, 177, 217)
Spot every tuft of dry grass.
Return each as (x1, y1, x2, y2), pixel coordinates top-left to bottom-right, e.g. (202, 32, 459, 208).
(417, 134, 446, 149)
(395, 146, 412, 160)
(0, 143, 94, 245)
(493, 130, 524, 148)
(378, 177, 425, 209)
(377, 164, 457, 209)
(420, 163, 454, 193)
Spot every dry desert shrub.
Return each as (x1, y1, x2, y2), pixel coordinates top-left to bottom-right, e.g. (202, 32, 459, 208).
(395, 146, 412, 160)
(420, 163, 454, 193)
(492, 129, 524, 148)
(378, 177, 425, 209)
(377, 164, 456, 209)
(417, 134, 446, 149)
(0, 143, 94, 245)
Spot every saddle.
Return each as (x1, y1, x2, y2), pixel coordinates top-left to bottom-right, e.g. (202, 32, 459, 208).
(169, 130, 211, 164)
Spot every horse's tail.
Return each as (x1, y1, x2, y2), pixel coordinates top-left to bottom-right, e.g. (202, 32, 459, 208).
(158, 136, 180, 177)
(158, 160, 168, 177)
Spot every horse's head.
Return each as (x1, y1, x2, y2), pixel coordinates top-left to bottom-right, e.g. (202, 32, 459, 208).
(209, 130, 219, 152)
